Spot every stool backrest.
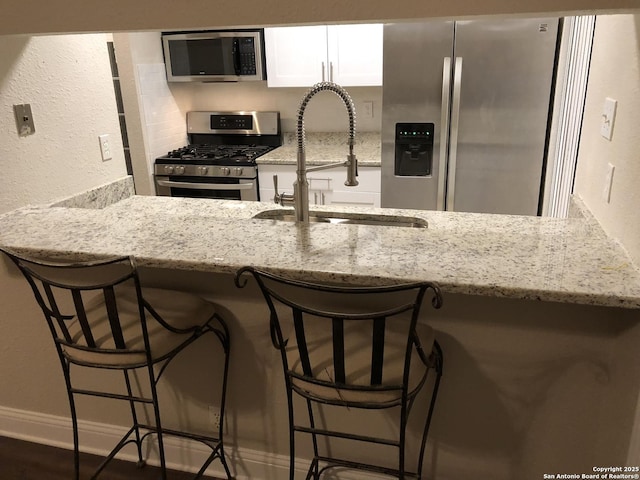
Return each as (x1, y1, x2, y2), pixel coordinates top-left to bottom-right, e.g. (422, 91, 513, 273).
(236, 267, 442, 404)
(1, 249, 147, 364)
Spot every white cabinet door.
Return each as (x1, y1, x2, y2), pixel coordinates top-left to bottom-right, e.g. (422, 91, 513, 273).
(265, 24, 383, 88)
(327, 24, 383, 87)
(323, 190, 380, 208)
(321, 167, 381, 207)
(259, 164, 381, 207)
(265, 26, 327, 88)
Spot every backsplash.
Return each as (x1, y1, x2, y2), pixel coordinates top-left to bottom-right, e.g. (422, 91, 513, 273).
(168, 81, 383, 133)
(137, 63, 188, 167)
(50, 176, 135, 209)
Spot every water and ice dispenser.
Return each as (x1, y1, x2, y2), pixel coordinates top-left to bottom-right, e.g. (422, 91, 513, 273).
(394, 123, 434, 176)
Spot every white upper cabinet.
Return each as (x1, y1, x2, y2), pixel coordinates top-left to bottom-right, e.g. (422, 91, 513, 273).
(265, 24, 383, 88)
(326, 24, 383, 87)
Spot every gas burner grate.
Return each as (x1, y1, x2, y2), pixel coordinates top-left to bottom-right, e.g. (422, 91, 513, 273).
(162, 144, 275, 164)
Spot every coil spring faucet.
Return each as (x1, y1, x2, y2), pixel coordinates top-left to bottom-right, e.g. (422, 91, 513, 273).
(273, 81, 358, 222)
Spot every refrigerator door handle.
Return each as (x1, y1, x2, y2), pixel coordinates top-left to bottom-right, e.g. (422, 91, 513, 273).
(437, 57, 452, 210)
(446, 56, 463, 211)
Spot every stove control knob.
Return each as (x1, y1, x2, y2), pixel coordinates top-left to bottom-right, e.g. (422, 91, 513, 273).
(221, 167, 231, 176)
(175, 166, 185, 175)
(164, 165, 175, 174)
(198, 166, 208, 175)
(234, 167, 244, 176)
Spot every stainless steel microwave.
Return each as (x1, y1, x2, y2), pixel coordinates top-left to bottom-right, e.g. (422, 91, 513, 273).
(162, 29, 266, 82)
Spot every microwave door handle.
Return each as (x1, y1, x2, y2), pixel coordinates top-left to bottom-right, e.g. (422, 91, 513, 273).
(232, 38, 241, 75)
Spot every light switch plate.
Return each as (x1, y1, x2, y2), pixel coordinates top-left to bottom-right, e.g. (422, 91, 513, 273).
(99, 134, 112, 161)
(600, 97, 617, 140)
(13, 104, 35, 137)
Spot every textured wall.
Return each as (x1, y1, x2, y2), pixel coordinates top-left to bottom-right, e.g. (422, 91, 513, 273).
(0, 33, 129, 423)
(574, 14, 640, 265)
(0, 34, 127, 214)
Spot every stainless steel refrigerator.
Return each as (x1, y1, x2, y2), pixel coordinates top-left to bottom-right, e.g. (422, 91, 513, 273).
(381, 18, 560, 215)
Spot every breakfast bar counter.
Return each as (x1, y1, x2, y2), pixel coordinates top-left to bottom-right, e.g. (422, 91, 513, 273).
(2, 188, 640, 479)
(0, 194, 639, 309)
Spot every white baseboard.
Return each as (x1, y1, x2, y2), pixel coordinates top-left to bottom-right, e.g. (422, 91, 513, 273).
(0, 405, 387, 480)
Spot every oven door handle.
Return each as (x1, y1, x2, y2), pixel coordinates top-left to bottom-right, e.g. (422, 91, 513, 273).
(156, 180, 256, 191)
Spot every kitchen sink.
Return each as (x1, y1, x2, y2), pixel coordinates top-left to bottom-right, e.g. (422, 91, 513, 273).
(253, 209, 428, 228)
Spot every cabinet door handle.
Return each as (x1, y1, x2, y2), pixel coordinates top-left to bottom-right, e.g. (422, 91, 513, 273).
(329, 61, 334, 82)
(321, 61, 326, 82)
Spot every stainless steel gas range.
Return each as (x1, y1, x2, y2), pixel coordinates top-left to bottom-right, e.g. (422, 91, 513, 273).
(154, 111, 281, 201)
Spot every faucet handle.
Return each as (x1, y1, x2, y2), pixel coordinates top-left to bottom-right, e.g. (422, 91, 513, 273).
(272, 174, 295, 206)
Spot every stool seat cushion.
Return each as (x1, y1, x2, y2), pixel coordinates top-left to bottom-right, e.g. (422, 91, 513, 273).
(63, 285, 215, 367)
(286, 320, 435, 406)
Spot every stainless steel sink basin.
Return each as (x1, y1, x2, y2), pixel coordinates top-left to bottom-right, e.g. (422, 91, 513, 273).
(253, 210, 428, 228)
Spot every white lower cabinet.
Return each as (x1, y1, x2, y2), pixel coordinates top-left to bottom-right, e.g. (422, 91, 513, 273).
(258, 165, 381, 208)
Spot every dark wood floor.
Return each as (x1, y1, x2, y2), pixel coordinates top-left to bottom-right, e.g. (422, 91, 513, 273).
(0, 436, 221, 479)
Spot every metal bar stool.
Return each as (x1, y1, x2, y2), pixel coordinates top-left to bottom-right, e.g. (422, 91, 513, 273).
(235, 266, 443, 480)
(1, 248, 232, 480)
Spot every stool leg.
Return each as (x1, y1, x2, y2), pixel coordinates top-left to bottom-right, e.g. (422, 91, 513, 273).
(61, 359, 80, 480)
(400, 402, 408, 480)
(305, 400, 320, 480)
(417, 343, 443, 480)
(218, 317, 233, 479)
(216, 316, 233, 479)
(69, 391, 80, 480)
(123, 370, 145, 467)
(286, 384, 296, 480)
(148, 364, 168, 480)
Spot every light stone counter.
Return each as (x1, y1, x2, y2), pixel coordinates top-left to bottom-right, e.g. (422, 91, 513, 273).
(257, 132, 381, 167)
(1, 194, 640, 309)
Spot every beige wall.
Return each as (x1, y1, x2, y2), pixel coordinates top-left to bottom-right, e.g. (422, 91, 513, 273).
(0, 34, 127, 214)
(574, 14, 640, 265)
(0, 0, 637, 36)
(0, 33, 130, 421)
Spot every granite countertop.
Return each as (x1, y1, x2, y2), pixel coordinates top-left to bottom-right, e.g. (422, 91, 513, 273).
(1, 194, 640, 309)
(258, 132, 381, 167)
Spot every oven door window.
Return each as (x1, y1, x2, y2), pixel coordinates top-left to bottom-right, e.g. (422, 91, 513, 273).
(157, 176, 258, 201)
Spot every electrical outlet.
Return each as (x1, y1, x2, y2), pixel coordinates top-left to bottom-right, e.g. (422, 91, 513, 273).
(208, 406, 221, 429)
(603, 162, 615, 203)
(362, 101, 374, 119)
(99, 134, 112, 161)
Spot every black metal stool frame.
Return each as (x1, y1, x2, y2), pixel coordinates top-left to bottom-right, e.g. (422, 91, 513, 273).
(2, 249, 233, 480)
(235, 266, 443, 480)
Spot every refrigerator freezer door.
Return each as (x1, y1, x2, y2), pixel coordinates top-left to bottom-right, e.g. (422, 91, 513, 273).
(381, 22, 454, 210)
(449, 18, 559, 215)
